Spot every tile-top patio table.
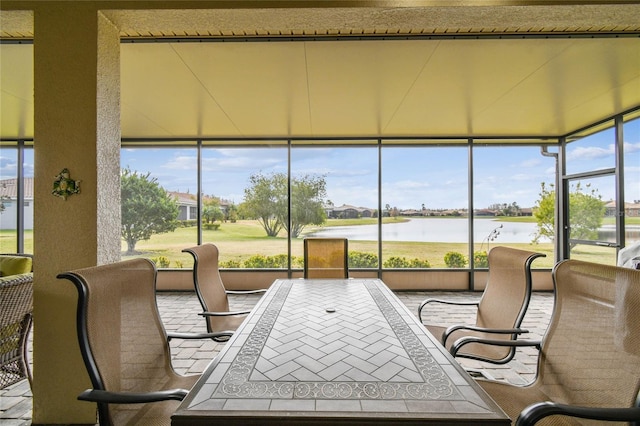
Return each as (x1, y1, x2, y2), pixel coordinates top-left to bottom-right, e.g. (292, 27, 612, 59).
(172, 279, 509, 425)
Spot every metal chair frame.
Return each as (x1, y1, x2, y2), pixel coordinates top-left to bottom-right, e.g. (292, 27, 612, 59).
(58, 258, 231, 426)
(418, 246, 545, 364)
(477, 260, 640, 425)
(183, 244, 266, 335)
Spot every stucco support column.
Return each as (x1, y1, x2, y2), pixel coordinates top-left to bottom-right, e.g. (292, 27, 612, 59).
(32, 5, 120, 424)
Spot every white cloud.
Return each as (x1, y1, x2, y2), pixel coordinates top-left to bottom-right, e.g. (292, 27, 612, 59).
(0, 156, 17, 175)
(392, 179, 432, 190)
(164, 155, 197, 170)
(624, 142, 640, 153)
(200, 150, 285, 173)
(566, 145, 614, 161)
(511, 173, 535, 182)
(518, 158, 542, 168)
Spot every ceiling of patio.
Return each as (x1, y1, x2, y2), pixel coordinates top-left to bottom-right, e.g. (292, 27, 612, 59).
(1, 4, 640, 140)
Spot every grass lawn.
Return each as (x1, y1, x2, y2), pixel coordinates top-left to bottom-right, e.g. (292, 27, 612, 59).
(118, 221, 560, 269)
(2, 215, 633, 268)
(122, 224, 616, 268)
(0, 230, 33, 253)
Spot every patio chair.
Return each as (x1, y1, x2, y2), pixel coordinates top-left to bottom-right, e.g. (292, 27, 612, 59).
(418, 246, 545, 364)
(182, 244, 266, 334)
(0, 267, 33, 389)
(57, 258, 232, 426)
(477, 259, 640, 425)
(618, 241, 640, 269)
(303, 237, 349, 279)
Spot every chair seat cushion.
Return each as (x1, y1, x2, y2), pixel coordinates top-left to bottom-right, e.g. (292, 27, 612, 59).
(0, 256, 32, 277)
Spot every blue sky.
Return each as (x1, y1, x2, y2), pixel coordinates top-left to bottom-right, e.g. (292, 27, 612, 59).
(120, 121, 639, 210)
(1, 119, 637, 210)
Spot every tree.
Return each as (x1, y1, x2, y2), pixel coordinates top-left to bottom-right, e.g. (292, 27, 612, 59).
(533, 182, 605, 248)
(241, 173, 284, 237)
(121, 168, 179, 255)
(289, 174, 327, 238)
(0, 195, 8, 213)
(488, 202, 521, 216)
(225, 203, 239, 222)
(202, 198, 224, 224)
(241, 172, 327, 238)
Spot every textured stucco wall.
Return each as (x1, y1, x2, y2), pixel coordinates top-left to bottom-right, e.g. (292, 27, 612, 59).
(97, 11, 122, 266)
(32, 5, 120, 423)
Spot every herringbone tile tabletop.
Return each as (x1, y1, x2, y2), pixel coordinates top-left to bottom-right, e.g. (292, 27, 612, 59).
(173, 279, 510, 425)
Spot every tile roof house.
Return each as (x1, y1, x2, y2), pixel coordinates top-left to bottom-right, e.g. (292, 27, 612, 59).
(0, 178, 34, 230)
(605, 200, 640, 217)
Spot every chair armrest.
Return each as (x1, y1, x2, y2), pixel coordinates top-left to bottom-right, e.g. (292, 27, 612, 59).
(418, 298, 479, 322)
(199, 310, 250, 317)
(226, 289, 267, 295)
(516, 401, 640, 426)
(442, 324, 528, 345)
(447, 325, 529, 335)
(167, 331, 233, 342)
(450, 336, 542, 357)
(78, 388, 188, 404)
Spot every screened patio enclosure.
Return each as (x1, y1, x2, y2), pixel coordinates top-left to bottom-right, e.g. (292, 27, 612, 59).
(2, 4, 640, 287)
(4, 3, 640, 422)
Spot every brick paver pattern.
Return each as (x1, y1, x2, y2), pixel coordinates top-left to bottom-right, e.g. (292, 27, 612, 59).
(1, 290, 553, 425)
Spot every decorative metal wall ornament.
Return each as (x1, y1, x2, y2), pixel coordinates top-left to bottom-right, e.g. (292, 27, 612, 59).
(52, 168, 80, 200)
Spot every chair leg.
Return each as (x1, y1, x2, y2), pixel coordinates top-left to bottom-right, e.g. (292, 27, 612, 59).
(20, 314, 33, 389)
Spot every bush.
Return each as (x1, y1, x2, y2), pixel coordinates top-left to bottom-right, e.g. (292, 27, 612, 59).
(151, 256, 170, 268)
(220, 259, 242, 268)
(242, 255, 269, 268)
(244, 254, 289, 268)
(348, 251, 378, 268)
(383, 256, 431, 268)
(444, 251, 467, 268)
(473, 251, 489, 268)
(269, 254, 289, 268)
(174, 260, 184, 268)
(203, 222, 220, 230)
(383, 256, 407, 268)
(220, 256, 301, 269)
(291, 256, 304, 268)
(408, 258, 431, 268)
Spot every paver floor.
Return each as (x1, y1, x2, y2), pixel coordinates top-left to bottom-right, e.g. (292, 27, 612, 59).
(0, 290, 553, 425)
